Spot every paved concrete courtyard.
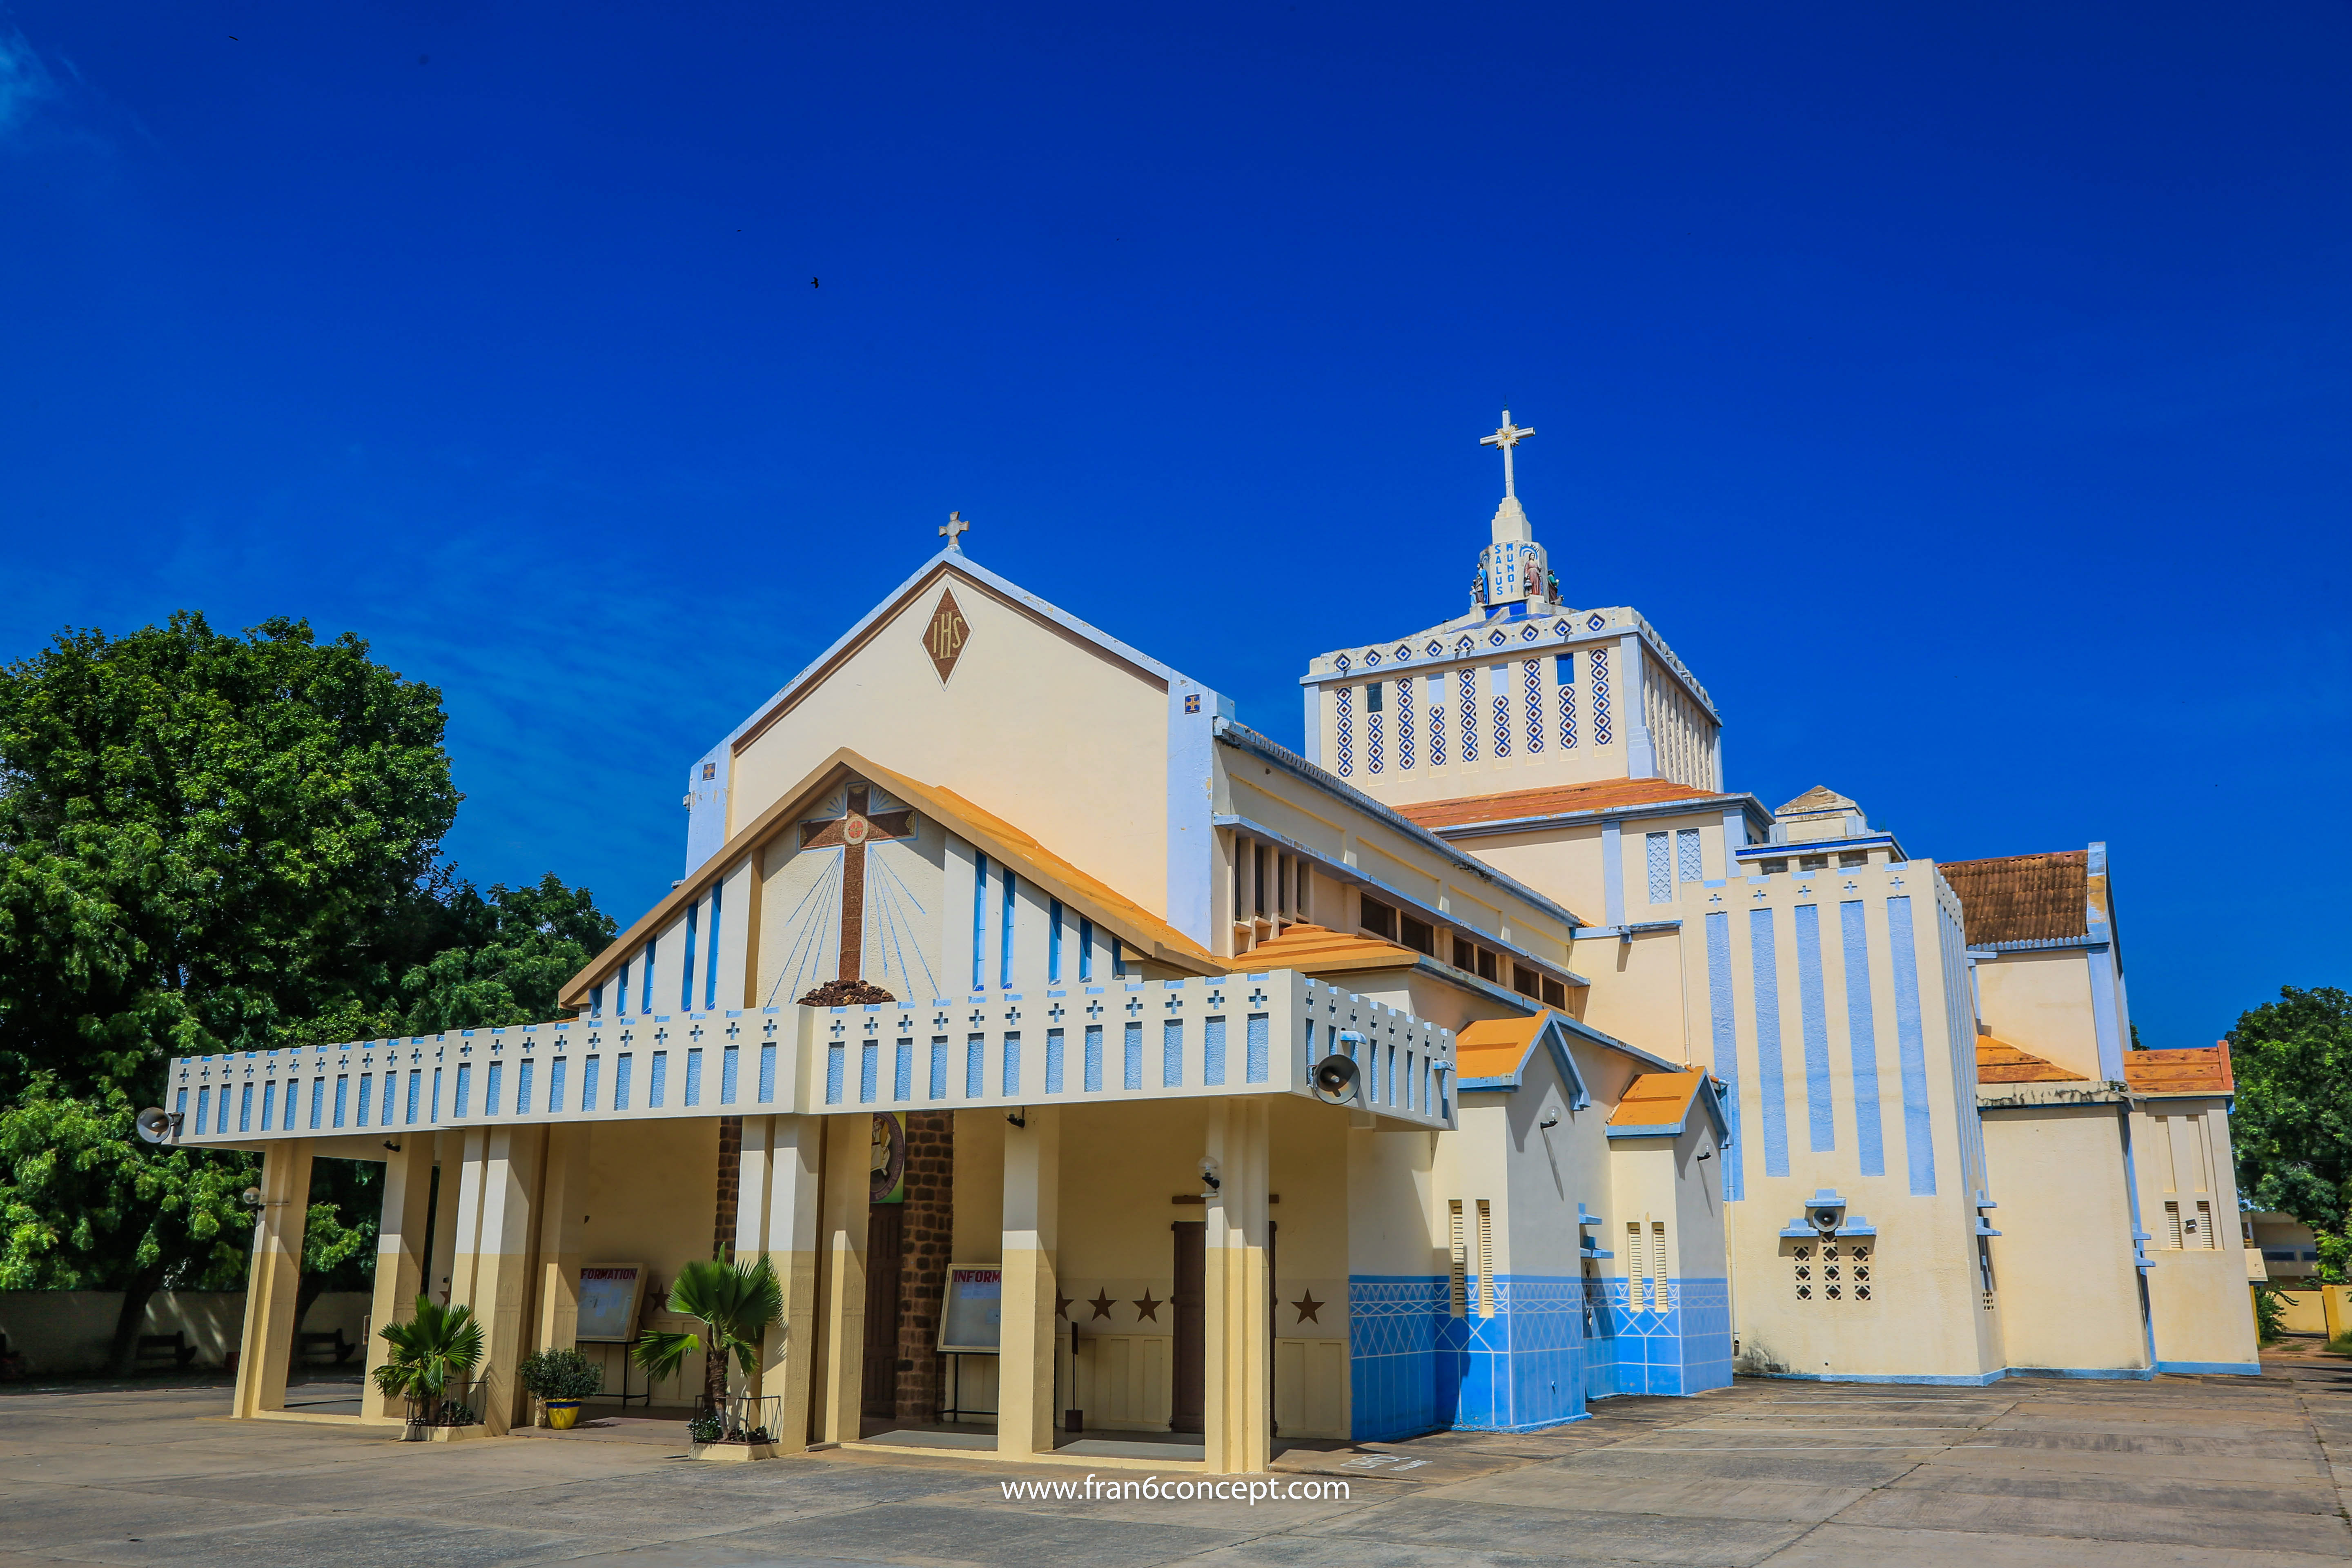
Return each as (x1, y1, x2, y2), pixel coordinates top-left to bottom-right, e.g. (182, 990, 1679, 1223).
(8, 1352, 2352, 1568)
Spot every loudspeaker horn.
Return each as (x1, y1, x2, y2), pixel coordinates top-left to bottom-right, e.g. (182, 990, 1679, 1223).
(1310, 1053, 1361, 1107)
(134, 1107, 174, 1145)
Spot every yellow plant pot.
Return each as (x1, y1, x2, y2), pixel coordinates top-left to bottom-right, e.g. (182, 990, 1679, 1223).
(545, 1400, 583, 1430)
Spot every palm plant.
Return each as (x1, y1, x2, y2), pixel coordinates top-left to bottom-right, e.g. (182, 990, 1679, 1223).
(631, 1256, 782, 1420)
(372, 1295, 485, 1425)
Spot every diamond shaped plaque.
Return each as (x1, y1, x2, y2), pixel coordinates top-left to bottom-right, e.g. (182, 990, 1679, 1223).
(922, 588, 970, 684)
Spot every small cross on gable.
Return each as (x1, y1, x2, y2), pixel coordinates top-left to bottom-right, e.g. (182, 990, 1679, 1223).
(940, 510, 971, 549)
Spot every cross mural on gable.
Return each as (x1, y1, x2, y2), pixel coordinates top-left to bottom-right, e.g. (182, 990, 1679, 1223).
(796, 780, 916, 1006)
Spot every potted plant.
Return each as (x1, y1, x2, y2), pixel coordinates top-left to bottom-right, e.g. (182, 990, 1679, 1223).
(632, 1257, 782, 1454)
(517, 1346, 603, 1429)
(372, 1295, 484, 1437)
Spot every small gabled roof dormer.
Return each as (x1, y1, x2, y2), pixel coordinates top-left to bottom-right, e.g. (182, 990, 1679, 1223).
(1604, 1068, 1732, 1145)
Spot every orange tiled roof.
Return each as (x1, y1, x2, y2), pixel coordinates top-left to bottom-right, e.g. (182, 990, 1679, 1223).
(2125, 1043, 2235, 1097)
(1454, 1012, 1552, 1080)
(1236, 923, 1419, 974)
(1399, 778, 1732, 831)
(1939, 851, 2089, 946)
(1606, 1069, 1709, 1130)
(1975, 1036, 2088, 1084)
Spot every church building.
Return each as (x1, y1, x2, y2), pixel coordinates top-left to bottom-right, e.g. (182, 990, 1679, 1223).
(167, 412, 2255, 1467)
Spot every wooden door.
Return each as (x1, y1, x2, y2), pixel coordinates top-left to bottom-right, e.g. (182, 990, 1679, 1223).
(1171, 1221, 1205, 1433)
(862, 1202, 905, 1420)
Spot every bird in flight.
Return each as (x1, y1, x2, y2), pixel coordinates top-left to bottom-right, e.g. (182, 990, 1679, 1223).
(811, 277, 820, 288)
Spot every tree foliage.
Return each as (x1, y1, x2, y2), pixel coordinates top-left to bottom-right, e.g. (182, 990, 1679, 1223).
(2230, 986, 2352, 1276)
(0, 612, 613, 1364)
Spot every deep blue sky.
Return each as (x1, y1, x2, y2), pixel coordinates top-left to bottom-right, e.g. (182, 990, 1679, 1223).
(3, 4, 2346, 1047)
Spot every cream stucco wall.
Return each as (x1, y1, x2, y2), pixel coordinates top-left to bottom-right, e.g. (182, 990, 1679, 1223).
(577, 1118, 723, 1405)
(2135, 1099, 2261, 1369)
(728, 566, 1175, 920)
(1980, 1104, 2148, 1372)
(1975, 950, 2100, 1080)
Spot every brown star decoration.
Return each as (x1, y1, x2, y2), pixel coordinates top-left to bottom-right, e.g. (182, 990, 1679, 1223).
(1088, 1290, 1117, 1321)
(1291, 1290, 1323, 1325)
(1132, 1289, 1163, 1322)
(1055, 1290, 1074, 1319)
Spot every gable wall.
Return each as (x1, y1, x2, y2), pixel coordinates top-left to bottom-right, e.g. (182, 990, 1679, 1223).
(727, 568, 1175, 921)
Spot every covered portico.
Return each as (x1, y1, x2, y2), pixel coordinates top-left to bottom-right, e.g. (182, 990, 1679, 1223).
(165, 969, 1454, 1468)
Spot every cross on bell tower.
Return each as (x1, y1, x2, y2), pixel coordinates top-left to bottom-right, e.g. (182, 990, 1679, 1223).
(1480, 412, 1535, 500)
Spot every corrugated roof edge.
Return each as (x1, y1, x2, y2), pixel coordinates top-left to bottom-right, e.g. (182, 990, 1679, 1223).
(1214, 718, 1590, 934)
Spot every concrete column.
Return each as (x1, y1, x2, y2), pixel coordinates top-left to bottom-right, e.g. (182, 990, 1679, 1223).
(232, 1138, 313, 1419)
(997, 1105, 1061, 1458)
(738, 1114, 823, 1449)
(448, 1124, 545, 1434)
(816, 1114, 869, 1444)
(427, 1130, 464, 1305)
(534, 1124, 590, 1354)
(1203, 1100, 1271, 1474)
(362, 1137, 435, 1420)
(445, 1128, 491, 1310)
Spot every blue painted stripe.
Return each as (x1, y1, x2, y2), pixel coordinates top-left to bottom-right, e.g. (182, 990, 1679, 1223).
(1000, 865, 1016, 990)
(1706, 911, 1742, 1201)
(972, 853, 988, 993)
(704, 881, 722, 1009)
(2153, 1361, 2263, 1376)
(1748, 907, 1790, 1178)
(1793, 904, 1833, 1153)
(1886, 895, 1936, 1196)
(2010, 1366, 2155, 1380)
(1839, 900, 1886, 1178)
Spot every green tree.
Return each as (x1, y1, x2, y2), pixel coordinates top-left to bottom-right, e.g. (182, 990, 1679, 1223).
(0, 613, 612, 1372)
(2230, 987, 2352, 1279)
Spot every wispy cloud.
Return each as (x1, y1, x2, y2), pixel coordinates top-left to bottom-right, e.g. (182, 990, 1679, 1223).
(0, 21, 56, 138)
